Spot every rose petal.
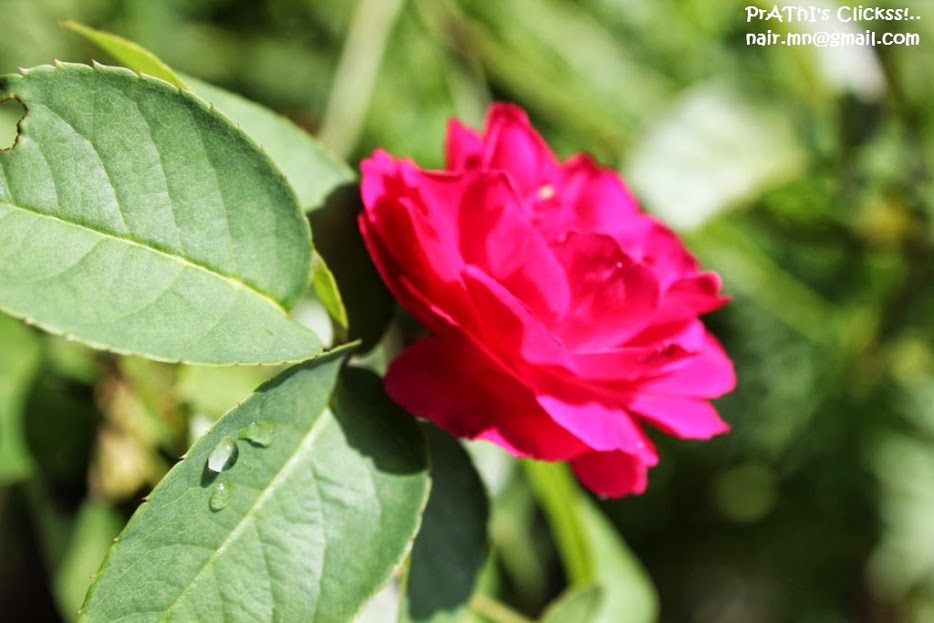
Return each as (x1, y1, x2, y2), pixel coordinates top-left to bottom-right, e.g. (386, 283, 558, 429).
(572, 343, 691, 382)
(365, 158, 570, 323)
(534, 155, 641, 240)
(445, 118, 485, 170)
(612, 218, 702, 289)
(551, 232, 660, 350)
(359, 215, 455, 334)
(360, 102, 736, 500)
(479, 103, 559, 196)
(571, 450, 650, 497)
(628, 394, 730, 439)
(656, 272, 729, 322)
(627, 316, 704, 349)
(360, 156, 473, 335)
(361, 153, 462, 283)
(360, 149, 403, 209)
(639, 332, 736, 398)
(462, 265, 574, 370)
(385, 334, 588, 460)
(370, 248, 469, 336)
(462, 260, 666, 464)
(536, 389, 658, 464)
(456, 172, 569, 321)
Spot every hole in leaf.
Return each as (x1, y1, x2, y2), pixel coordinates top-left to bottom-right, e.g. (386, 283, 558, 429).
(0, 97, 26, 150)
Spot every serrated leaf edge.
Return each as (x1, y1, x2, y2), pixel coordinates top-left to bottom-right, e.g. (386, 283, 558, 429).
(0, 62, 311, 308)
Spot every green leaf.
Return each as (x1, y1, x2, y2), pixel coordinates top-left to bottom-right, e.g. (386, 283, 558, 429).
(53, 500, 124, 622)
(524, 462, 657, 623)
(61, 23, 353, 326)
(61, 20, 355, 214)
(80, 351, 430, 622)
(310, 184, 394, 352)
(487, 470, 552, 609)
(578, 499, 657, 623)
(183, 74, 355, 213)
(61, 21, 183, 88)
(0, 63, 322, 365)
(0, 315, 40, 485)
(312, 251, 350, 331)
(539, 587, 604, 623)
(180, 79, 352, 328)
(0, 312, 41, 483)
(522, 461, 593, 586)
(400, 426, 489, 623)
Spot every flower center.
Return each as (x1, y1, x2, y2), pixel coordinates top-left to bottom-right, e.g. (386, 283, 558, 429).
(537, 184, 555, 200)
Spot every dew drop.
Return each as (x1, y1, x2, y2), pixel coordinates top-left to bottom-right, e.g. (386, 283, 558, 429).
(239, 421, 275, 447)
(209, 481, 231, 512)
(207, 437, 238, 473)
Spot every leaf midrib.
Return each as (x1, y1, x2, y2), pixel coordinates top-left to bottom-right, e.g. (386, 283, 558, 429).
(156, 409, 335, 622)
(0, 201, 289, 313)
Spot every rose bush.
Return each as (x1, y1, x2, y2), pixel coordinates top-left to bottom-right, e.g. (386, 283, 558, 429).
(359, 103, 735, 496)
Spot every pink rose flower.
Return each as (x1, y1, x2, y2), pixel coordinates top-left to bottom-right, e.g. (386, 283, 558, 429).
(359, 103, 735, 497)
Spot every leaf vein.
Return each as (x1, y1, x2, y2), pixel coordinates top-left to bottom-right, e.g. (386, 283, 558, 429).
(128, 96, 184, 250)
(186, 106, 238, 279)
(159, 415, 332, 621)
(40, 103, 129, 234)
(1, 204, 288, 313)
(251, 520, 276, 619)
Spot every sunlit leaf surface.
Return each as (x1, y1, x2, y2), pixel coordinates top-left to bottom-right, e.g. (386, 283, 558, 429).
(82, 353, 430, 622)
(0, 63, 321, 364)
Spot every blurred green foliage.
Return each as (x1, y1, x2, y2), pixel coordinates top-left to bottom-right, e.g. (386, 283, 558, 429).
(1, 0, 932, 621)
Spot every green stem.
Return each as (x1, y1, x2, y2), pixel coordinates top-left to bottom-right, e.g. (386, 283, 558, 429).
(522, 460, 593, 586)
(469, 593, 534, 623)
(317, 0, 405, 158)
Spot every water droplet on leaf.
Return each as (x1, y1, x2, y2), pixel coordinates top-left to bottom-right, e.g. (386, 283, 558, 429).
(209, 482, 231, 511)
(207, 437, 238, 473)
(239, 421, 275, 447)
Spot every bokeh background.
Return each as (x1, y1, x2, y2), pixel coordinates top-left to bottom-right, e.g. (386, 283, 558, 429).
(1, 1, 932, 621)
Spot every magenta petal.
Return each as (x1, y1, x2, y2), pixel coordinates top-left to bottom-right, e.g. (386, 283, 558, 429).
(395, 163, 569, 328)
(360, 102, 736, 501)
(385, 335, 588, 460)
(536, 390, 658, 464)
(626, 315, 706, 350)
(360, 154, 462, 283)
(613, 218, 701, 289)
(445, 119, 485, 171)
(640, 332, 736, 398)
(572, 343, 690, 382)
(360, 156, 483, 338)
(480, 103, 559, 196)
(539, 155, 641, 238)
(656, 272, 729, 322)
(360, 200, 460, 291)
(461, 266, 575, 370)
(629, 394, 730, 439)
(571, 450, 649, 497)
(551, 232, 660, 350)
(456, 172, 569, 321)
(359, 149, 396, 207)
